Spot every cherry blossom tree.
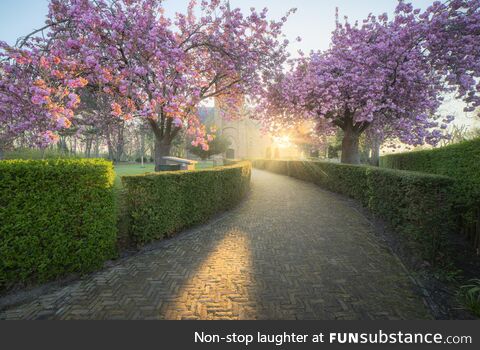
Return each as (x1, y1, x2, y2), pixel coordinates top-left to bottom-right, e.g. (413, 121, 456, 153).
(10, 0, 290, 170)
(259, 0, 480, 164)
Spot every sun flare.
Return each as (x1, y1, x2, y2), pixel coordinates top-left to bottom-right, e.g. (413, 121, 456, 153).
(273, 135, 292, 149)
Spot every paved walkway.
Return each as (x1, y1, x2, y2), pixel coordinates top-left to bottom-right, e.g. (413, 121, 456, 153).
(0, 170, 431, 320)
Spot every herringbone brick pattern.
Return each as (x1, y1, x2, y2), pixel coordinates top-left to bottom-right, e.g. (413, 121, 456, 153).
(0, 170, 431, 320)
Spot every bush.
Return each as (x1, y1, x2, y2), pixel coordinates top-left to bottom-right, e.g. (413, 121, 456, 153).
(0, 159, 117, 290)
(380, 139, 480, 216)
(366, 167, 453, 262)
(288, 161, 371, 205)
(380, 139, 480, 248)
(122, 161, 251, 245)
(252, 159, 454, 263)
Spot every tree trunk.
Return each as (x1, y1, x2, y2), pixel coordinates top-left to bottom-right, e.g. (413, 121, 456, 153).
(107, 137, 114, 161)
(140, 131, 145, 168)
(116, 142, 124, 163)
(341, 127, 361, 164)
(154, 139, 172, 171)
(94, 136, 100, 158)
(73, 137, 77, 155)
(0, 146, 4, 160)
(85, 138, 92, 158)
(116, 125, 125, 162)
(369, 137, 381, 166)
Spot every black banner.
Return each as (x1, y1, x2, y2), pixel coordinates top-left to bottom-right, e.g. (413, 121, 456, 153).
(0, 321, 478, 349)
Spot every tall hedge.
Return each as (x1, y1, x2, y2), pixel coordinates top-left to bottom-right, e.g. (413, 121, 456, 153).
(253, 160, 454, 262)
(0, 159, 117, 290)
(122, 161, 251, 245)
(380, 138, 480, 224)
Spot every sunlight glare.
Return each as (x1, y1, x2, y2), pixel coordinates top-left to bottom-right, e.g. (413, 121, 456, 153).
(273, 135, 293, 149)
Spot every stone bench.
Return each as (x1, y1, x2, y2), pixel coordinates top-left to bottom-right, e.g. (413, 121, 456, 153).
(162, 156, 198, 171)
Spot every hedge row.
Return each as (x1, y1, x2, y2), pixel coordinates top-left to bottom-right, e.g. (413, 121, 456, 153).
(253, 160, 454, 262)
(380, 138, 480, 225)
(122, 161, 251, 245)
(0, 159, 117, 290)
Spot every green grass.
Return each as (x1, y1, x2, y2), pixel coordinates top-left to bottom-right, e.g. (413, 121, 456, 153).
(114, 164, 156, 188)
(114, 161, 217, 189)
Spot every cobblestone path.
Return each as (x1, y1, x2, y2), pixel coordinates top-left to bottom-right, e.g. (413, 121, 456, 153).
(0, 170, 431, 320)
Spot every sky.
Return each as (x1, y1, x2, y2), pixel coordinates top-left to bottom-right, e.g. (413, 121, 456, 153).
(0, 0, 437, 52)
(0, 0, 478, 129)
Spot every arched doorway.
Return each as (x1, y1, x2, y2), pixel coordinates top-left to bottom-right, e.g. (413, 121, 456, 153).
(222, 129, 239, 159)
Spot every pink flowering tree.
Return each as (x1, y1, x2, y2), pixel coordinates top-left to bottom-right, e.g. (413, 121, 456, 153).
(259, 0, 480, 164)
(11, 0, 290, 170)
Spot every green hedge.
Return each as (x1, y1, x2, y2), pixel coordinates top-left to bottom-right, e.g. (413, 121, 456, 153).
(253, 160, 373, 205)
(122, 161, 251, 245)
(0, 159, 117, 290)
(253, 160, 454, 262)
(380, 138, 480, 224)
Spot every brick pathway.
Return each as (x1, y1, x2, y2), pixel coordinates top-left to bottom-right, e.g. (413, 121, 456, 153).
(0, 170, 431, 320)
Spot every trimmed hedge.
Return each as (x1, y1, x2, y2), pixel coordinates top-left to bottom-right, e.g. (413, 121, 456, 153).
(253, 160, 372, 205)
(380, 139, 480, 224)
(0, 159, 117, 290)
(253, 160, 454, 262)
(122, 161, 251, 245)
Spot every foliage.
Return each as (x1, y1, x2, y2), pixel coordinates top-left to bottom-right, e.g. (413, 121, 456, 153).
(122, 162, 251, 245)
(0, 159, 117, 290)
(252, 159, 454, 263)
(188, 133, 231, 160)
(380, 138, 480, 223)
(459, 279, 480, 317)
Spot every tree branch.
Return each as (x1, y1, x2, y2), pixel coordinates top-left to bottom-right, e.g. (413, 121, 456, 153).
(16, 20, 68, 48)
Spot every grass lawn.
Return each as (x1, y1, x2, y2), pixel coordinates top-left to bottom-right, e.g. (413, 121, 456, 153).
(114, 163, 155, 188)
(114, 161, 217, 189)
